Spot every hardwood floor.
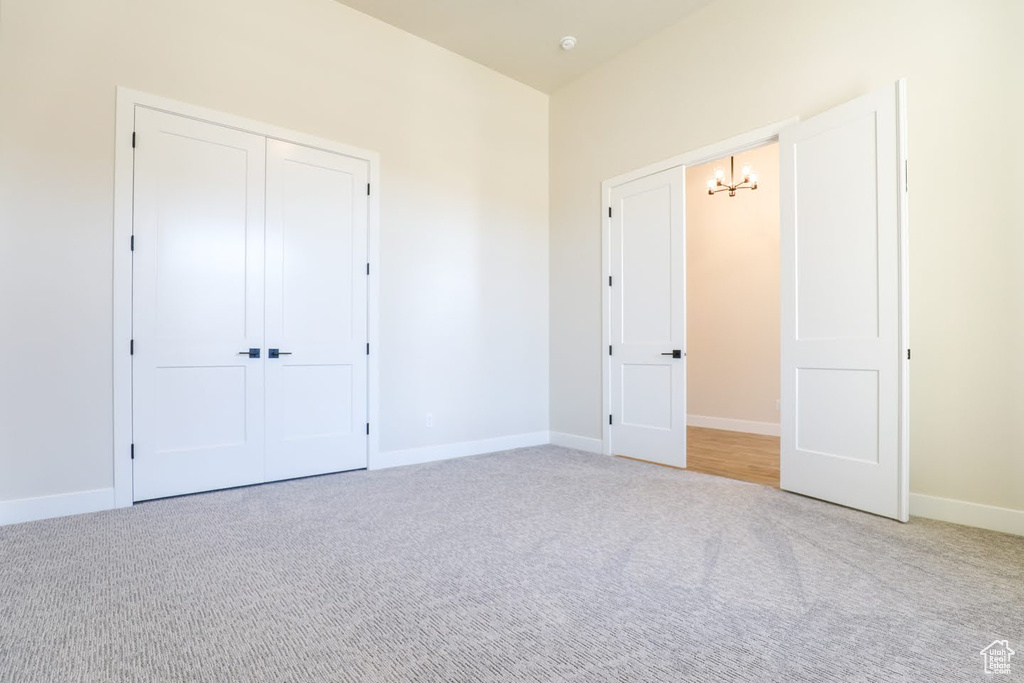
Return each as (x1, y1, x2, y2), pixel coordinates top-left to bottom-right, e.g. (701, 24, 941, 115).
(685, 426, 780, 487)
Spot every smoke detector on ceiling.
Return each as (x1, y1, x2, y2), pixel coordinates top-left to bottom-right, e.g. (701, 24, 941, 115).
(560, 36, 577, 52)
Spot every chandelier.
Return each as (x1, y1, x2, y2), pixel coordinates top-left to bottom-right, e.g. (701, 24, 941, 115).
(707, 156, 757, 197)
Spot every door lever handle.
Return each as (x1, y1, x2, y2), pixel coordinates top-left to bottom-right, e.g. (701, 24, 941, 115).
(238, 348, 260, 359)
(661, 350, 683, 359)
(268, 348, 292, 359)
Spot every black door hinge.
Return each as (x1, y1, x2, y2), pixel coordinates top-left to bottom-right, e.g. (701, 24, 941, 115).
(366, 343, 370, 355)
(366, 262, 370, 275)
(130, 235, 135, 251)
(130, 443, 135, 460)
(130, 339, 134, 355)
(608, 207, 612, 218)
(366, 423, 370, 435)
(608, 276, 613, 287)
(609, 415, 613, 425)
(907, 349, 911, 360)
(367, 183, 371, 196)
(609, 345, 613, 356)
(132, 132, 136, 148)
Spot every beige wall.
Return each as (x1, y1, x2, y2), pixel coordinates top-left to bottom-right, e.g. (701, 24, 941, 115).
(687, 144, 779, 427)
(0, 0, 549, 502)
(550, 0, 1024, 511)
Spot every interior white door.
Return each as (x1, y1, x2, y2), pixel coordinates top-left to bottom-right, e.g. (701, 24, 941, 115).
(132, 108, 267, 502)
(609, 167, 687, 467)
(779, 81, 909, 520)
(264, 140, 369, 481)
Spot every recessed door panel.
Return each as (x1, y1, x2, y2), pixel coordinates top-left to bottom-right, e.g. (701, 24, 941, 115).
(132, 107, 266, 502)
(621, 364, 673, 430)
(281, 158, 356, 344)
(153, 367, 248, 452)
(795, 113, 880, 341)
(280, 365, 354, 440)
(265, 140, 369, 482)
(796, 368, 879, 463)
(621, 185, 673, 346)
(153, 135, 250, 342)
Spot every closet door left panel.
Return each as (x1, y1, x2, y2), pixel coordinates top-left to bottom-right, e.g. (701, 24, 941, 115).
(132, 108, 267, 502)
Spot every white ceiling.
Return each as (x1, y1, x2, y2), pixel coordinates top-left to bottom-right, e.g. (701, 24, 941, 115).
(335, 0, 716, 93)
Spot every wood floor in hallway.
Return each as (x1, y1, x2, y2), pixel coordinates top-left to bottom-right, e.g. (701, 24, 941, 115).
(685, 426, 780, 488)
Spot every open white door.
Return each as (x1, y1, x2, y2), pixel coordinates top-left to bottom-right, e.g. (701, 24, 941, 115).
(609, 166, 687, 468)
(780, 81, 909, 521)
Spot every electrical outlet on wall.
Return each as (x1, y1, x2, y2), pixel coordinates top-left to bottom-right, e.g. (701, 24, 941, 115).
(426, 413, 434, 429)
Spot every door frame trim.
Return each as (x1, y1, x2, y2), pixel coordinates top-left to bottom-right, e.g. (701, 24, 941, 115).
(896, 80, 911, 522)
(112, 87, 381, 508)
(599, 119, 797, 458)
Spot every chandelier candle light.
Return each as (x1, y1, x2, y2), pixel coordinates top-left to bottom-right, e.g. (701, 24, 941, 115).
(707, 156, 757, 197)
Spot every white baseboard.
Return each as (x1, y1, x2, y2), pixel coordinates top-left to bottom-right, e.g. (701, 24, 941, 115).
(687, 414, 780, 437)
(549, 432, 604, 454)
(0, 488, 115, 527)
(371, 431, 551, 470)
(910, 493, 1024, 537)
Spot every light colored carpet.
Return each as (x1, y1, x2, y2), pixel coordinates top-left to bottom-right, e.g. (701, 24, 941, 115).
(1, 446, 1022, 682)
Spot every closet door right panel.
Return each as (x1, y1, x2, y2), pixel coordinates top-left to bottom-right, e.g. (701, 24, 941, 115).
(264, 140, 369, 481)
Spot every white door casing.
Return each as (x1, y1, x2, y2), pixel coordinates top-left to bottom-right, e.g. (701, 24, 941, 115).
(264, 140, 369, 481)
(779, 80, 909, 521)
(132, 108, 267, 501)
(608, 167, 687, 467)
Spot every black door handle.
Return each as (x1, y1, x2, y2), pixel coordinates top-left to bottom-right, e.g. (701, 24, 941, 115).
(238, 348, 260, 359)
(661, 350, 682, 359)
(268, 348, 292, 359)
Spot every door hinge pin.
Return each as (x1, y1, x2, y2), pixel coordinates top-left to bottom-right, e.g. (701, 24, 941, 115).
(130, 339, 134, 355)
(608, 276, 612, 286)
(130, 443, 135, 460)
(609, 345, 612, 356)
(609, 415, 613, 425)
(907, 348, 911, 360)
(367, 183, 371, 196)
(366, 423, 370, 435)
(608, 207, 612, 218)
(366, 262, 370, 275)
(130, 235, 135, 251)
(132, 132, 136, 148)
(366, 343, 370, 355)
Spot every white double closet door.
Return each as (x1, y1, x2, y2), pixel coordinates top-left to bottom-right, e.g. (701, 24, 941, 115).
(132, 108, 368, 502)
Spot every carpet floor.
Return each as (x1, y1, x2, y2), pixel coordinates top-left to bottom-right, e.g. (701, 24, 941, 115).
(1, 446, 1022, 682)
